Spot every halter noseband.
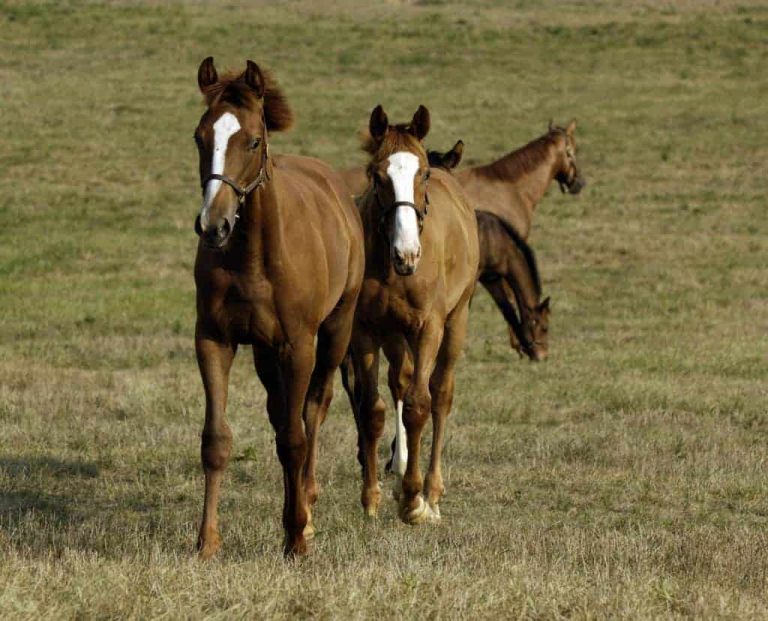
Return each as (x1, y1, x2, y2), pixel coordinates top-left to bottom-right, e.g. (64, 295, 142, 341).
(373, 176, 430, 232)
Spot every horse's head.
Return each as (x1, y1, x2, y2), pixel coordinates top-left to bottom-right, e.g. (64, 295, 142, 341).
(515, 296, 550, 361)
(193, 57, 292, 249)
(365, 104, 431, 276)
(550, 120, 585, 195)
(427, 140, 464, 171)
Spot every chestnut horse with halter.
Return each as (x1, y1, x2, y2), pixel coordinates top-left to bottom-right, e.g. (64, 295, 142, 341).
(350, 105, 478, 524)
(193, 58, 363, 557)
(343, 142, 551, 475)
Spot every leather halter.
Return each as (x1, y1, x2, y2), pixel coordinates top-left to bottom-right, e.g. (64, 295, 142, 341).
(200, 121, 271, 207)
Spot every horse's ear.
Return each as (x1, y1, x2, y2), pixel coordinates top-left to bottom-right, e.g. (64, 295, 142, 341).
(369, 105, 389, 142)
(444, 140, 464, 169)
(566, 119, 577, 135)
(244, 60, 265, 98)
(198, 56, 218, 91)
(410, 105, 430, 141)
(539, 297, 551, 312)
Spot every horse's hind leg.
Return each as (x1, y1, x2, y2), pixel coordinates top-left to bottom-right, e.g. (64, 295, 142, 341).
(425, 297, 471, 518)
(302, 295, 358, 538)
(351, 328, 386, 517)
(382, 337, 413, 485)
(196, 336, 236, 560)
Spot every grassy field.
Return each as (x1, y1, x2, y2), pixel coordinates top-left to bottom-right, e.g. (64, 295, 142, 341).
(1, 0, 767, 617)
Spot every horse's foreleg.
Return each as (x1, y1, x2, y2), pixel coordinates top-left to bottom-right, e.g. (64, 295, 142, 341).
(302, 298, 357, 538)
(275, 339, 315, 557)
(482, 279, 524, 357)
(195, 336, 236, 560)
(400, 321, 443, 525)
(425, 299, 470, 517)
(352, 329, 385, 517)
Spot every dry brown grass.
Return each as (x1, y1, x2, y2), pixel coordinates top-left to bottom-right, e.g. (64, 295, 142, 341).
(1, 0, 767, 618)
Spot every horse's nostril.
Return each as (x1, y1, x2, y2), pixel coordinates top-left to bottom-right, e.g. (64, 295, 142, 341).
(219, 218, 232, 239)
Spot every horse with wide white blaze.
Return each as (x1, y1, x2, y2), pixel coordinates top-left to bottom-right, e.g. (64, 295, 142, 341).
(350, 104, 479, 524)
(192, 57, 364, 558)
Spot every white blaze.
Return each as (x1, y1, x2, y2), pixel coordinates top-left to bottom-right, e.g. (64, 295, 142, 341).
(391, 399, 408, 477)
(200, 112, 241, 226)
(386, 152, 421, 262)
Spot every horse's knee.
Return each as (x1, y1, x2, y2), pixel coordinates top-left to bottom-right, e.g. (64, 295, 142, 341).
(201, 426, 232, 471)
(275, 434, 308, 469)
(403, 391, 430, 430)
(361, 396, 386, 439)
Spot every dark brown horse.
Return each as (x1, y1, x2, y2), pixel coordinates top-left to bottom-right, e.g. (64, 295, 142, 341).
(350, 105, 478, 524)
(193, 58, 364, 558)
(475, 211, 550, 361)
(455, 120, 585, 239)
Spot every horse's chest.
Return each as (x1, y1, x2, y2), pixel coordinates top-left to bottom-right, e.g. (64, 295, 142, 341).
(200, 272, 278, 344)
(358, 279, 430, 333)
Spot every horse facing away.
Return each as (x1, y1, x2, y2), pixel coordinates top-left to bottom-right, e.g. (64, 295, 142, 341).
(193, 57, 364, 558)
(455, 120, 585, 239)
(350, 104, 478, 524)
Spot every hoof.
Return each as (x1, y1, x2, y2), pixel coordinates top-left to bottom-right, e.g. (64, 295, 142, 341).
(196, 531, 222, 560)
(303, 521, 315, 540)
(365, 504, 379, 519)
(283, 534, 309, 559)
(362, 481, 382, 518)
(399, 494, 440, 525)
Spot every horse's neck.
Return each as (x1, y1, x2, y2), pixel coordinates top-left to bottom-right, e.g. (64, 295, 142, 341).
(233, 181, 283, 266)
(504, 249, 539, 316)
(490, 142, 559, 205)
(360, 191, 392, 272)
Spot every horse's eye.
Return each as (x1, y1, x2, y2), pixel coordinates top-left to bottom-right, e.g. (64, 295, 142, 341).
(249, 137, 261, 151)
(424, 169, 431, 181)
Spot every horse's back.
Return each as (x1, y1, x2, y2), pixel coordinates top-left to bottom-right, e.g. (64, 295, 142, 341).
(337, 166, 369, 198)
(455, 167, 531, 239)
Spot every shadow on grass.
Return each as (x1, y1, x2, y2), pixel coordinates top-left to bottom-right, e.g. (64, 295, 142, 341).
(0, 456, 187, 558)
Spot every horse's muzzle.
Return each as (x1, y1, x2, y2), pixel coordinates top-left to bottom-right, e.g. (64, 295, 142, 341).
(195, 214, 233, 249)
(567, 176, 585, 195)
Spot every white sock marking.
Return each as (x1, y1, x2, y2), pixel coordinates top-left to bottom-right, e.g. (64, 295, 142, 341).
(387, 152, 421, 261)
(392, 399, 408, 477)
(200, 112, 241, 226)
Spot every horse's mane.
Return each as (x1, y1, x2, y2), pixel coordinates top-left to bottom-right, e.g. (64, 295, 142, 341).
(478, 129, 565, 181)
(480, 212, 541, 296)
(201, 68, 294, 132)
(361, 124, 425, 157)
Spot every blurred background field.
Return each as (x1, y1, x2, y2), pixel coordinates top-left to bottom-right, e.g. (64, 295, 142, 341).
(0, 1, 766, 617)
